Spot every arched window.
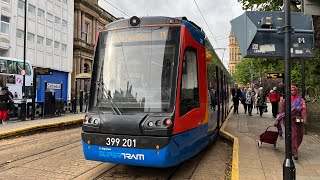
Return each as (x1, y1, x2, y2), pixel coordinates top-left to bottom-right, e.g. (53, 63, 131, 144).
(84, 63, 89, 73)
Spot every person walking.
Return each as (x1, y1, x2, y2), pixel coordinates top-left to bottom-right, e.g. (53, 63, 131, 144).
(269, 86, 281, 118)
(233, 88, 241, 114)
(0, 86, 13, 125)
(241, 88, 247, 114)
(257, 87, 266, 117)
(275, 85, 307, 160)
(245, 88, 254, 116)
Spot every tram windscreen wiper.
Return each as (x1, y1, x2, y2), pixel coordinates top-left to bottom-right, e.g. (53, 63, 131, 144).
(96, 82, 122, 115)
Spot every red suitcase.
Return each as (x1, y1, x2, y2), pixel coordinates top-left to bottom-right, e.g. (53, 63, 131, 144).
(257, 126, 279, 148)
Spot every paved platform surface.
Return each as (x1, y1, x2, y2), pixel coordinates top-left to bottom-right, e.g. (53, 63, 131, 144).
(0, 113, 85, 138)
(224, 103, 320, 180)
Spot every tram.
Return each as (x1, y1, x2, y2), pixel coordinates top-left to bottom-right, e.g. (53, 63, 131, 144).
(81, 16, 233, 168)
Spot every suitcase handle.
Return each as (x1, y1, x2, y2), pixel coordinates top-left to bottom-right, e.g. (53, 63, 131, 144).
(265, 126, 278, 132)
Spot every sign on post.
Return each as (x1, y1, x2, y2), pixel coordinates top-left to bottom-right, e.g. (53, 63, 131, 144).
(230, 11, 314, 58)
(267, 72, 284, 79)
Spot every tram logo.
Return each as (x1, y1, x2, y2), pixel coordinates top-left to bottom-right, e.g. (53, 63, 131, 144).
(99, 151, 145, 161)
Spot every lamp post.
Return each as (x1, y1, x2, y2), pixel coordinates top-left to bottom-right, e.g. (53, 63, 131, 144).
(21, 0, 28, 121)
(283, 0, 296, 179)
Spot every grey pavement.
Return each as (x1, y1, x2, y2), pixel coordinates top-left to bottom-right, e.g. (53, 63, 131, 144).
(0, 113, 85, 137)
(225, 103, 320, 180)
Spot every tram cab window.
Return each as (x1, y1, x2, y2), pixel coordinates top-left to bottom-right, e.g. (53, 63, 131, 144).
(180, 49, 199, 116)
(8, 61, 17, 74)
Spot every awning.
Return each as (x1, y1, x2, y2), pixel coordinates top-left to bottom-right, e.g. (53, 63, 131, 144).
(75, 73, 91, 79)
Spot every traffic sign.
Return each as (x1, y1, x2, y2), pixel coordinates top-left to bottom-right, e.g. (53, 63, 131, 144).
(21, 70, 26, 76)
(267, 72, 284, 79)
(34, 68, 53, 75)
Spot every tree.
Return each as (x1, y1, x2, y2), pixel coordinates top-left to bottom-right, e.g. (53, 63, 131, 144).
(237, 0, 299, 11)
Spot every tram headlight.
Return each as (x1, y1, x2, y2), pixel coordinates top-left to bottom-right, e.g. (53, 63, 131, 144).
(148, 121, 154, 127)
(93, 118, 100, 125)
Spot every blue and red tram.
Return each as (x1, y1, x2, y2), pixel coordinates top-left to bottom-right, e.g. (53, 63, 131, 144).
(81, 16, 233, 168)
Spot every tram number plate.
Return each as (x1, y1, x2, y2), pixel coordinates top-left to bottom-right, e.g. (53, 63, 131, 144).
(106, 137, 137, 148)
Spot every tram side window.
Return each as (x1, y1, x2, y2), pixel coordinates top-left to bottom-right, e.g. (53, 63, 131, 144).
(180, 49, 199, 117)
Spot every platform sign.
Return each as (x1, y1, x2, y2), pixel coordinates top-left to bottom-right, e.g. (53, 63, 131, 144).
(267, 72, 284, 79)
(34, 68, 53, 75)
(230, 11, 314, 58)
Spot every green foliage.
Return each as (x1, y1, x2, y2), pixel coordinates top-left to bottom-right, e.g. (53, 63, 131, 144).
(237, 0, 299, 11)
(233, 58, 283, 85)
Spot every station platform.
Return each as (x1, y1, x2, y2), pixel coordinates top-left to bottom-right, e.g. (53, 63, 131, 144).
(0, 113, 84, 139)
(223, 103, 320, 180)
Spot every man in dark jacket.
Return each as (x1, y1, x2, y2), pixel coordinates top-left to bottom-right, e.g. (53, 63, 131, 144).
(0, 86, 13, 125)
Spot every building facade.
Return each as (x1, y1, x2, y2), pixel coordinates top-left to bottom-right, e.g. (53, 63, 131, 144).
(73, 0, 117, 98)
(228, 34, 242, 75)
(0, 0, 74, 101)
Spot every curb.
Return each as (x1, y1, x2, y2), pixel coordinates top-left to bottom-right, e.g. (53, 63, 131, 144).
(0, 119, 83, 139)
(220, 107, 239, 180)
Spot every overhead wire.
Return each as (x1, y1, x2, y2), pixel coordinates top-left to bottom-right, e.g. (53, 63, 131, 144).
(193, 0, 221, 48)
(102, 0, 130, 18)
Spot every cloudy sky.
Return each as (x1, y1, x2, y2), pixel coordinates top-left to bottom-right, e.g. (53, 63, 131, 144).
(98, 0, 244, 68)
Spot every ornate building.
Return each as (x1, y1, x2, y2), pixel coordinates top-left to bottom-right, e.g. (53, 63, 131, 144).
(228, 34, 242, 75)
(73, 0, 117, 97)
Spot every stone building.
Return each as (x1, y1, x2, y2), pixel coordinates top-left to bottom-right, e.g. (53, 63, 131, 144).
(228, 34, 242, 75)
(73, 0, 117, 97)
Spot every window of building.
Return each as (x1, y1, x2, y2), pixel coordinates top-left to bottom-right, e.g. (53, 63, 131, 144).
(18, 0, 24, 10)
(2, 0, 10, 4)
(62, 19, 67, 28)
(55, 16, 60, 25)
(84, 63, 89, 73)
(46, 38, 52, 46)
(0, 15, 10, 34)
(63, 0, 67, 4)
(16, 29, 24, 38)
(47, 13, 53, 21)
(82, 22, 89, 43)
(38, 8, 45, 19)
(28, 4, 36, 14)
(27, 32, 34, 42)
(61, 44, 67, 52)
(54, 41, 60, 49)
(37, 35, 44, 44)
(180, 49, 199, 116)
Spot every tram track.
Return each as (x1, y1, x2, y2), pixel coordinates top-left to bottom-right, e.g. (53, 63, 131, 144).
(0, 140, 80, 170)
(0, 128, 81, 151)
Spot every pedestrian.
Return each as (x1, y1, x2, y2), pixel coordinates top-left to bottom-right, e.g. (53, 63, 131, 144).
(274, 85, 307, 160)
(233, 88, 241, 114)
(0, 86, 13, 125)
(245, 88, 254, 116)
(210, 89, 216, 111)
(241, 88, 247, 113)
(257, 87, 266, 117)
(269, 86, 281, 118)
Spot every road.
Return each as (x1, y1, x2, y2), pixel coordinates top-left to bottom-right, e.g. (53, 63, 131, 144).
(0, 127, 231, 180)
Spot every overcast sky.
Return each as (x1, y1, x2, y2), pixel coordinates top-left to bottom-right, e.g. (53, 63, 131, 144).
(98, 0, 244, 68)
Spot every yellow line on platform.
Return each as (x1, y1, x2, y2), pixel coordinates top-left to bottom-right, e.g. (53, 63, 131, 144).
(0, 119, 83, 139)
(220, 108, 239, 180)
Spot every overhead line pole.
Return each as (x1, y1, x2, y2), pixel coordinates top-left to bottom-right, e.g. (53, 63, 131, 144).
(21, 0, 28, 121)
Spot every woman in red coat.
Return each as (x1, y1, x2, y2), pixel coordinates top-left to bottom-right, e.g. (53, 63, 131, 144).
(269, 86, 281, 118)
